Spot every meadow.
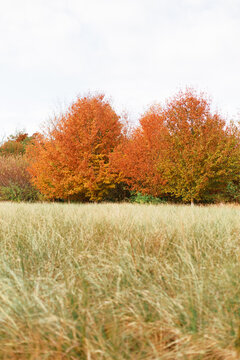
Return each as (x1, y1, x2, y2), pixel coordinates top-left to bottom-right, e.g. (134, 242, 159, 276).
(0, 202, 240, 359)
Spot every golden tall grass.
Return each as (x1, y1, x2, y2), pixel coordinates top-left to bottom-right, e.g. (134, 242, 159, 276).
(0, 202, 239, 359)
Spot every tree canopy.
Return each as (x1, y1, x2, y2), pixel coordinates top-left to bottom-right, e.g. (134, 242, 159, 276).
(111, 89, 240, 203)
(27, 94, 123, 202)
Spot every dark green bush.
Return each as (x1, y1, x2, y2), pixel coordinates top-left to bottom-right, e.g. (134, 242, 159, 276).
(0, 183, 41, 202)
(224, 181, 240, 203)
(130, 192, 166, 204)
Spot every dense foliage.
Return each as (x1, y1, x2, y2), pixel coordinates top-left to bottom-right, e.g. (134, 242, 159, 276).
(27, 95, 124, 202)
(1, 89, 240, 203)
(0, 155, 40, 201)
(111, 90, 240, 203)
(0, 132, 36, 156)
(159, 90, 240, 203)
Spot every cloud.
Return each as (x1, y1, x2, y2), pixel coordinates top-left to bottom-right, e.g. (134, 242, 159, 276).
(0, 0, 240, 138)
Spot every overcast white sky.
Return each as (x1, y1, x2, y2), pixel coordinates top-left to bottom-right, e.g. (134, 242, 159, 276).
(0, 0, 240, 139)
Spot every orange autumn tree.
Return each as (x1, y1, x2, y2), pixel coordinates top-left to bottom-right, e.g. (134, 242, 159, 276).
(158, 89, 240, 203)
(112, 89, 240, 203)
(110, 105, 168, 197)
(27, 94, 123, 202)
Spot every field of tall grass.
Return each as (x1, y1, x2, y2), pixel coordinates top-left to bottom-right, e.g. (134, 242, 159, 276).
(0, 203, 240, 359)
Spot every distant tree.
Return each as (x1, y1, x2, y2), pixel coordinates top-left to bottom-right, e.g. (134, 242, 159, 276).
(0, 131, 36, 156)
(27, 95, 124, 202)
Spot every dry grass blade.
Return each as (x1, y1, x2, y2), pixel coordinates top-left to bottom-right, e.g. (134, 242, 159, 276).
(0, 202, 239, 359)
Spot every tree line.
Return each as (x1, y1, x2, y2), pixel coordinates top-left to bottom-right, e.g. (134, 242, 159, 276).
(1, 89, 240, 203)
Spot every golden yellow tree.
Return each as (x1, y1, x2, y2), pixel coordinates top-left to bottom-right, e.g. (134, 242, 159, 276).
(158, 89, 240, 203)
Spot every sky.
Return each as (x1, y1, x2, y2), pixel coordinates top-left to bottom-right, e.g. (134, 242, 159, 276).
(0, 0, 240, 139)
